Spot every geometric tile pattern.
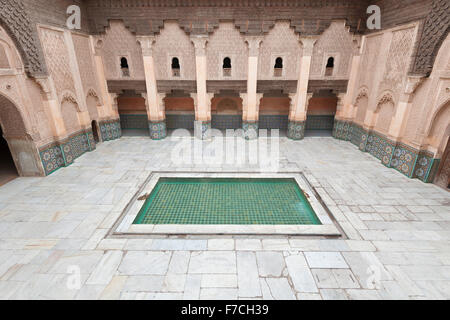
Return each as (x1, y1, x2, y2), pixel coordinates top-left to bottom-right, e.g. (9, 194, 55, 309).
(413, 151, 435, 182)
(100, 119, 122, 141)
(391, 143, 419, 177)
(39, 144, 65, 176)
(149, 121, 167, 140)
(365, 131, 395, 166)
(133, 178, 321, 225)
(332, 119, 441, 183)
(287, 120, 306, 140)
(243, 121, 259, 140)
(61, 132, 91, 165)
(332, 119, 350, 140)
(39, 130, 95, 176)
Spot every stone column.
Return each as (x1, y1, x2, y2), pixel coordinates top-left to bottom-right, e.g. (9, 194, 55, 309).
(142, 92, 167, 140)
(90, 37, 114, 120)
(191, 36, 211, 139)
(288, 37, 317, 140)
(332, 93, 350, 140)
(243, 36, 263, 140)
(63, 30, 90, 129)
(341, 37, 362, 121)
(137, 36, 166, 140)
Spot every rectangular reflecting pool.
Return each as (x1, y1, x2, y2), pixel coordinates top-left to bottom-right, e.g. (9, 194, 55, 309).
(133, 177, 321, 225)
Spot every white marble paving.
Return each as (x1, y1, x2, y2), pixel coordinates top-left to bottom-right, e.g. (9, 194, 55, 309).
(0, 136, 449, 299)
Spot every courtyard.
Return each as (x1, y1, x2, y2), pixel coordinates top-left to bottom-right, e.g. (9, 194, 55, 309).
(0, 135, 448, 300)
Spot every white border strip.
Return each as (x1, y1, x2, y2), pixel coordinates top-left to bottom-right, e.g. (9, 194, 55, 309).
(114, 172, 341, 236)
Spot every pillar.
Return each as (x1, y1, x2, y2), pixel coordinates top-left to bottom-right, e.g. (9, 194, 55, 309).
(64, 30, 90, 129)
(142, 92, 167, 140)
(137, 36, 167, 140)
(191, 36, 211, 139)
(341, 37, 362, 121)
(288, 37, 317, 140)
(90, 36, 115, 120)
(243, 36, 263, 140)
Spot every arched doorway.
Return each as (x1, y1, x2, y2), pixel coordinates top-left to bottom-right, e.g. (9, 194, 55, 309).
(117, 92, 148, 136)
(305, 90, 337, 137)
(165, 90, 195, 132)
(86, 91, 101, 143)
(0, 94, 42, 179)
(91, 120, 100, 143)
(0, 126, 18, 186)
(211, 93, 243, 130)
(259, 91, 290, 132)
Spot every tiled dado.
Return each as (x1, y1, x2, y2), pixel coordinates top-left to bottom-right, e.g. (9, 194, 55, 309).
(149, 121, 167, 140)
(287, 120, 306, 140)
(99, 119, 122, 141)
(333, 120, 440, 183)
(243, 121, 259, 140)
(39, 130, 96, 176)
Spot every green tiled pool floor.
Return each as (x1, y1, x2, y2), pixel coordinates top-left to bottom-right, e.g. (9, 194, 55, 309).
(133, 178, 321, 225)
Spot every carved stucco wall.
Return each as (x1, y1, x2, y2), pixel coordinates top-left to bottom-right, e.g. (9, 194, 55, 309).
(0, 0, 47, 77)
(100, 21, 145, 81)
(310, 21, 354, 80)
(153, 22, 195, 80)
(258, 22, 301, 80)
(356, 34, 383, 100)
(72, 33, 101, 100)
(207, 23, 248, 80)
(38, 27, 76, 101)
(404, 33, 450, 150)
(378, 26, 417, 103)
(353, 24, 418, 128)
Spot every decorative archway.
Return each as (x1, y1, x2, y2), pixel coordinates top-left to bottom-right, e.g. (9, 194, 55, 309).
(0, 93, 42, 177)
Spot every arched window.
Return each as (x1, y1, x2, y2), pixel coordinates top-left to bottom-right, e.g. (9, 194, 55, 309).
(223, 57, 231, 76)
(325, 57, 334, 76)
(120, 57, 130, 77)
(274, 57, 283, 76)
(171, 57, 180, 77)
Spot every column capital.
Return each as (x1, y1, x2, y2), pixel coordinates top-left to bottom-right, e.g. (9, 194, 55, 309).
(245, 36, 263, 57)
(191, 36, 208, 56)
(299, 36, 318, 56)
(137, 36, 156, 56)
